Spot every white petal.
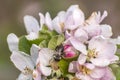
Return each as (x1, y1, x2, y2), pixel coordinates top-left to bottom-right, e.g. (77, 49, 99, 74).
(100, 24, 113, 38)
(38, 48, 55, 66)
(26, 32, 38, 40)
(17, 73, 32, 80)
(90, 58, 110, 67)
(10, 51, 34, 72)
(57, 11, 66, 23)
(109, 55, 119, 63)
(39, 13, 45, 29)
(24, 15, 40, 34)
(70, 37, 87, 55)
(40, 64, 51, 76)
(52, 16, 62, 33)
(7, 33, 19, 52)
(109, 36, 120, 45)
(30, 44, 40, 64)
(67, 5, 79, 12)
(45, 12, 53, 30)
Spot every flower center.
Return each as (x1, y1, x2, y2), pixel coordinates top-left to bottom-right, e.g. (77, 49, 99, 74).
(22, 66, 33, 75)
(79, 65, 91, 75)
(60, 23, 65, 31)
(87, 49, 98, 59)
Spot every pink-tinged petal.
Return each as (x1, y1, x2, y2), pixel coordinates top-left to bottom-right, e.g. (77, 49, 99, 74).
(86, 12, 98, 25)
(24, 15, 40, 34)
(89, 36, 117, 58)
(38, 48, 55, 66)
(100, 68, 116, 80)
(78, 54, 87, 65)
(68, 61, 77, 73)
(67, 5, 84, 25)
(74, 28, 88, 42)
(65, 14, 78, 30)
(52, 16, 62, 34)
(33, 69, 41, 80)
(73, 8, 84, 25)
(45, 12, 53, 30)
(83, 25, 101, 38)
(90, 58, 110, 67)
(90, 67, 105, 79)
(7, 33, 19, 52)
(10, 51, 34, 72)
(65, 30, 72, 39)
(85, 63, 95, 70)
(30, 44, 40, 64)
(99, 11, 108, 23)
(65, 5, 84, 30)
(70, 38, 87, 55)
(40, 64, 51, 76)
(85, 11, 108, 25)
(76, 72, 93, 80)
(39, 13, 45, 29)
(17, 73, 32, 80)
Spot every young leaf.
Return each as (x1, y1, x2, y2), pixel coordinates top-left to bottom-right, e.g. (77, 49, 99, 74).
(48, 36, 57, 50)
(57, 34, 64, 46)
(48, 34, 64, 50)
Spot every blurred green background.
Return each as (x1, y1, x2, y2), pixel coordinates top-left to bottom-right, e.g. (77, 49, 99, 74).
(0, 0, 120, 80)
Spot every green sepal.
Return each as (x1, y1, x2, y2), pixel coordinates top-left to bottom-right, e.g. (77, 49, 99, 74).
(39, 40, 48, 48)
(18, 36, 31, 54)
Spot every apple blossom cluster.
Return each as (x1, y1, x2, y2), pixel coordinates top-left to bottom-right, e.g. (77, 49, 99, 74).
(7, 5, 120, 80)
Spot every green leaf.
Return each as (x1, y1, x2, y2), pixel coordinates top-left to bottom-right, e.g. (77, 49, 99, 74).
(19, 36, 31, 54)
(110, 64, 120, 80)
(116, 53, 120, 59)
(117, 44, 120, 49)
(48, 34, 64, 50)
(58, 59, 70, 76)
